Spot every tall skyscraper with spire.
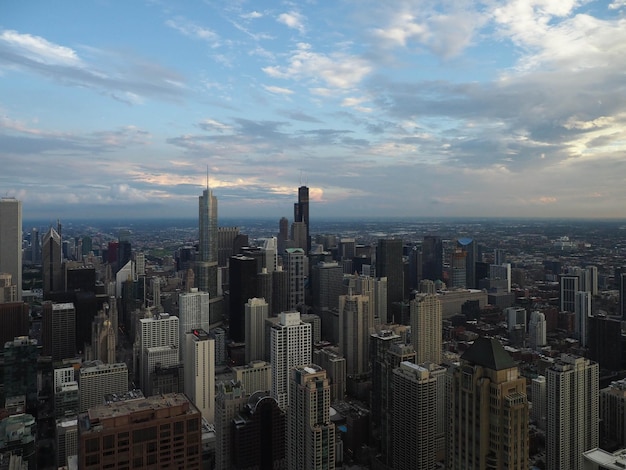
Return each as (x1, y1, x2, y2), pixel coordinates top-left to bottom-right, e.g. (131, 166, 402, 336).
(197, 175, 218, 297)
(294, 185, 310, 253)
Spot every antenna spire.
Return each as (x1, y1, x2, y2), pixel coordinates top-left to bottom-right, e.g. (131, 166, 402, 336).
(206, 165, 209, 191)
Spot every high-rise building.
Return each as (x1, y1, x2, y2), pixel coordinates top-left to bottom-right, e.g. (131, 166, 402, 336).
(449, 248, 467, 288)
(178, 288, 211, 358)
(575, 290, 591, 347)
(376, 238, 404, 321)
(528, 311, 547, 350)
(545, 354, 598, 470)
(0, 198, 22, 301)
(184, 328, 215, 422)
(391, 361, 438, 470)
(560, 274, 579, 312)
(353, 275, 387, 324)
(229, 254, 258, 342)
(137, 313, 179, 393)
(0, 301, 29, 345)
(270, 311, 311, 409)
(311, 261, 343, 313)
(56, 417, 78, 468)
(231, 391, 286, 470)
(3, 336, 39, 410)
(410, 293, 442, 365)
(294, 185, 310, 253)
(447, 336, 529, 469)
(245, 297, 268, 363)
(600, 378, 626, 449)
(457, 237, 478, 289)
(233, 360, 272, 394)
(218, 226, 239, 267)
(339, 292, 370, 376)
(0, 272, 17, 303)
(313, 347, 347, 402)
(285, 248, 305, 310)
(422, 235, 443, 282)
(78, 362, 128, 412)
(531, 375, 546, 431)
(490, 263, 511, 292)
(78, 393, 202, 470)
(215, 381, 249, 470)
(287, 365, 335, 469)
(585, 265, 598, 296)
(42, 226, 63, 297)
(271, 266, 289, 316)
(89, 302, 116, 364)
(620, 273, 626, 320)
(42, 302, 76, 361)
(197, 184, 218, 297)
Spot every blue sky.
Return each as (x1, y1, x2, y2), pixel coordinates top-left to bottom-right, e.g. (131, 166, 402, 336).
(1, 0, 626, 220)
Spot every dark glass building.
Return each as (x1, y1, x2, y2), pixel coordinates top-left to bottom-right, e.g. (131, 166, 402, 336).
(229, 255, 258, 342)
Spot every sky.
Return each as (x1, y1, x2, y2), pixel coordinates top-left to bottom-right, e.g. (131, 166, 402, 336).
(1, 0, 626, 221)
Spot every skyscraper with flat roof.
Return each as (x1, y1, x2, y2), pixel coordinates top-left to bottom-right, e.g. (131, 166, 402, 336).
(410, 293, 442, 365)
(42, 302, 76, 361)
(339, 292, 370, 375)
(270, 311, 311, 409)
(392, 361, 437, 470)
(285, 248, 305, 310)
(546, 354, 598, 470)
(376, 238, 403, 321)
(422, 235, 443, 282)
(287, 365, 335, 469)
(0, 198, 22, 301)
(184, 328, 215, 422)
(245, 297, 268, 363)
(178, 288, 210, 358)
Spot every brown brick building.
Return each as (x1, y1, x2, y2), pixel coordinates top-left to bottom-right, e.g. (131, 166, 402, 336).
(78, 393, 202, 469)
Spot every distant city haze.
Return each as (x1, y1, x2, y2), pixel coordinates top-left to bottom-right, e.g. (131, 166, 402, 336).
(1, 2, 626, 220)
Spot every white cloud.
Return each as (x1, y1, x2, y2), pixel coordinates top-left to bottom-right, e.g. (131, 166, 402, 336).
(0, 30, 81, 66)
(277, 11, 305, 33)
(241, 11, 263, 19)
(262, 43, 371, 90)
(165, 18, 219, 43)
(263, 85, 294, 95)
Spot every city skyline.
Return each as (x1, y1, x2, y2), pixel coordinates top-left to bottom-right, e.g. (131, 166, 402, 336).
(1, 2, 626, 220)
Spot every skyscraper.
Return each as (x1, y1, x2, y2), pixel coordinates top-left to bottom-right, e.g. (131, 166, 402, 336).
(422, 235, 443, 282)
(545, 354, 598, 470)
(42, 227, 63, 297)
(215, 380, 248, 470)
(391, 361, 437, 470)
(376, 238, 404, 322)
(42, 302, 76, 361)
(294, 185, 310, 253)
(410, 293, 442, 365)
(457, 237, 478, 288)
(197, 184, 218, 297)
(560, 274, 579, 312)
(447, 336, 529, 469)
(528, 310, 547, 350)
(270, 311, 311, 409)
(0, 198, 22, 301)
(137, 313, 179, 394)
(184, 328, 215, 422)
(229, 254, 258, 342)
(339, 292, 370, 375)
(78, 362, 128, 412)
(245, 297, 268, 363)
(575, 290, 591, 347)
(285, 248, 305, 310)
(287, 365, 335, 469)
(3, 336, 39, 410)
(178, 288, 211, 358)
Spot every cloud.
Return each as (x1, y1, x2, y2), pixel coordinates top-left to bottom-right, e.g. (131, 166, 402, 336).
(263, 85, 294, 95)
(277, 11, 306, 33)
(241, 11, 263, 19)
(0, 29, 185, 103)
(165, 18, 219, 44)
(262, 43, 372, 89)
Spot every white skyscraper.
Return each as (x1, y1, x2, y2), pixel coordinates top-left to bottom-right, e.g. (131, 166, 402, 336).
(0, 198, 22, 301)
(138, 313, 179, 393)
(245, 297, 269, 363)
(339, 292, 370, 375)
(270, 311, 311, 409)
(528, 311, 547, 349)
(178, 288, 211, 359)
(410, 293, 442, 365)
(184, 329, 215, 422)
(78, 362, 128, 412)
(287, 365, 335, 469)
(546, 354, 599, 470)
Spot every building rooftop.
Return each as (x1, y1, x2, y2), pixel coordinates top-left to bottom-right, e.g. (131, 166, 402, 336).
(461, 336, 517, 371)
